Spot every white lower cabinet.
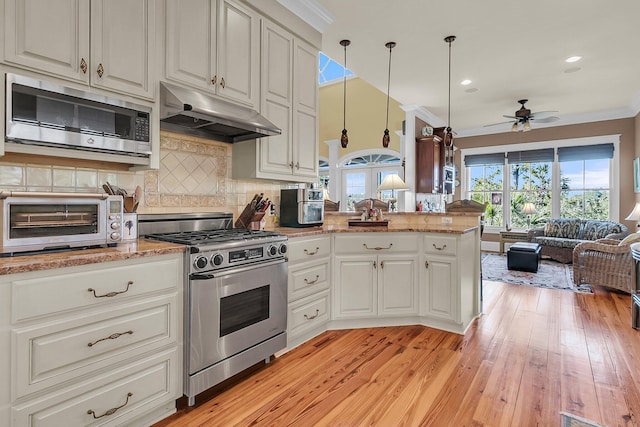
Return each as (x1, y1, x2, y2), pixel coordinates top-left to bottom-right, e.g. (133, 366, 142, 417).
(333, 233, 419, 320)
(421, 231, 480, 332)
(0, 252, 183, 427)
(286, 235, 331, 348)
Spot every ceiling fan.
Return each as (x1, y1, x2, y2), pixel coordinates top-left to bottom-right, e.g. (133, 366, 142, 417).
(487, 99, 559, 132)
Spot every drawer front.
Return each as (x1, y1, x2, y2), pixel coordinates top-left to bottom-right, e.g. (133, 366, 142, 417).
(14, 295, 177, 399)
(334, 233, 418, 254)
(288, 261, 330, 301)
(288, 236, 331, 263)
(288, 290, 330, 338)
(424, 234, 457, 256)
(11, 254, 182, 322)
(12, 348, 179, 427)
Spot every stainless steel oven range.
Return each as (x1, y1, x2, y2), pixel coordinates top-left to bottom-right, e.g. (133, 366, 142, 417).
(138, 213, 287, 406)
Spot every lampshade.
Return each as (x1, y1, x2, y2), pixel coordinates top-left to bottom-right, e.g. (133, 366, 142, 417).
(523, 120, 531, 132)
(377, 174, 408, 192)
(625, 202, 640, 221)
(511, 122, 518, 132)
(322, 188, 330, 200)
(521, 202, 536, 215)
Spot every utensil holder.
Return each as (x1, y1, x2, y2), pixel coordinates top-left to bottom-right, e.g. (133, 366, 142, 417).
(122, 213, 138, 241)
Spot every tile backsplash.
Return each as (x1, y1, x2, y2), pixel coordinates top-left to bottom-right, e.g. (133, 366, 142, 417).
(0, 131, 288, 220)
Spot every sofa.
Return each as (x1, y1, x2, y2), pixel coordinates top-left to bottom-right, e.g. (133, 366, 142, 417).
(530, 218, 629, 263)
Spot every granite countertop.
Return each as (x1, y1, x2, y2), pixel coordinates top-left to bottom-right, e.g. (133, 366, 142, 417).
(0, 239, 186, 276)
(274, 223, 478, 238)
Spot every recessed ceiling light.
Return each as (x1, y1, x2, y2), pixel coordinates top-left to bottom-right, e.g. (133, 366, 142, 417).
(565, 56, 582, 63)
(460, 79, 472, 86)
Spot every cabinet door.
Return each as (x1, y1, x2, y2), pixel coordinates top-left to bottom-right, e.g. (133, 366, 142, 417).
(424, 254, 458, 322)
(292, 40, 318, 179)
(334, 256, 376, 319)
(90, 0, 155, 99)
(216, 0, 259, 108)
(415, 137, 441, 193)
(259, 21, 294, 176)
(165, 0, 216, 92)
(3, 0, 90, 83)
(378, 255, 418, 316)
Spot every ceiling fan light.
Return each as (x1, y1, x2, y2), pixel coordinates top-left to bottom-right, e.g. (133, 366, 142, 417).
(511, 122, 519, 132)
(523, 120, 531, 132)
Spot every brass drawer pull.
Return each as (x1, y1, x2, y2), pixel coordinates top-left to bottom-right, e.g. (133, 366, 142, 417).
(88, 330, 133, 347)
(87, 392, 133, 419)
(304, 247, 320, 255)
(304, 275, 320, 285)
(363, 243, 393, 250)
(88, 281, 134, 298)
(433, 243, 447, 250)
(304, 309, 320, 320)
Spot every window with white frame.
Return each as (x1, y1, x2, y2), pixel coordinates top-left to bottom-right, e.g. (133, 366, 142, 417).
(339, 153, 404, 211)
(462, 137, 619, 231)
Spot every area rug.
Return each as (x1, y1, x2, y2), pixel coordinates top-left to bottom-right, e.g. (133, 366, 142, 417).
(482, 253, 593, 293)
(560, 411, 607, 427)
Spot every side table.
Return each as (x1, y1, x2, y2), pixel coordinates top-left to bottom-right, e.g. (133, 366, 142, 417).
(499, 230, 530, 253)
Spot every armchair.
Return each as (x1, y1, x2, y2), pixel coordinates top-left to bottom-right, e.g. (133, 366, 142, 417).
(573, 237, 637, 294)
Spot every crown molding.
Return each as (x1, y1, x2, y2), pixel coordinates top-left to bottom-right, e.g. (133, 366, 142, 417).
(630, 91, 640, 118)
(400, 104, 446, 128)
(276, 0, 334, 33)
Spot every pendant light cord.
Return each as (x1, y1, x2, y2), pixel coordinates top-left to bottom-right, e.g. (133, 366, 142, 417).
(385, 44, 393, 129)
(447, 40, 452, 132)
(343, 43, 348, 130)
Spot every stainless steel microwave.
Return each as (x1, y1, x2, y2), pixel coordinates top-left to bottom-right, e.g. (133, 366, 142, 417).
(5, 73, 151, 157)
(0, 191, 123, 255)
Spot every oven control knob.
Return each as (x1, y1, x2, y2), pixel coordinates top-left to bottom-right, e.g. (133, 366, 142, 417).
(110, 221, 121, 230)
(278, 243, 287, 255)
(110, 232, 121, 240)
(194, 256, 208, 270)
(268, 245, 278, 256)
(211, 253, 224, 266)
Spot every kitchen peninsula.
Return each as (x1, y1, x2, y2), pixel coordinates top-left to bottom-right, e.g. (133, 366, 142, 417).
(275, 211, 483, 349)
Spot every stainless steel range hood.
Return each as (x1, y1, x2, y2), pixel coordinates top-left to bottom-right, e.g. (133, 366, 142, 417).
(159, 81, 281, 143)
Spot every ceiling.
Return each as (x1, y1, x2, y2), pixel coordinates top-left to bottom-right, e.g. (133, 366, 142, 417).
(296, 0, 640, 137)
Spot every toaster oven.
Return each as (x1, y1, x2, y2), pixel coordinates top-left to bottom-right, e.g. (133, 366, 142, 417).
(0, 191, 123, 255)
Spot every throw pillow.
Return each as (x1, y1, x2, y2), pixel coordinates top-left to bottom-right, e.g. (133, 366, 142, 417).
(619, 232, 640, 246)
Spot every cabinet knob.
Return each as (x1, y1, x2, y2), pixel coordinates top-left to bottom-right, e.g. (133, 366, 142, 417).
(97, 63, 104, 78)
(373, 260, 377, 269)
(295, 162, 300, 170)
(220, 77, 226, 88)
(211, 75, 217, 85)
(80, 58, 88, 74)
(425, 260, 429, 269)
(380, 260, 384, 269)
(289, 162, 294, 169)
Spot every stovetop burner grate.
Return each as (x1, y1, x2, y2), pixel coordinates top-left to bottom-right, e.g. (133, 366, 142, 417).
(146, 229, 282, 246)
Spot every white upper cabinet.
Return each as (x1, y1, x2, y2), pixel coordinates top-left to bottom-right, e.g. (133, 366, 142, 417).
(232, 19, 318, 183)
(3, 0, 156, 100)
(165, 0, 260, 109)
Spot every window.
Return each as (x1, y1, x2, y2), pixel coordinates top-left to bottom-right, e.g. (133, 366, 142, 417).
(462, 137, 619, 230)
(339, 153, 404, 211)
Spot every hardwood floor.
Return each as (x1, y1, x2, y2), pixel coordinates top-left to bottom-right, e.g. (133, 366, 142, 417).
(154, 282, 640, 426)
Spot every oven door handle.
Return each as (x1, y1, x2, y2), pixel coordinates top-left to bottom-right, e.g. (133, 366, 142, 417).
(190, 273, 216, 280)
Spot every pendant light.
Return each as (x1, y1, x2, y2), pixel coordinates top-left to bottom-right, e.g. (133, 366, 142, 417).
(382, 41, 396, 148)
(340, 39, 351, 148)
(443, 35, 456, 163)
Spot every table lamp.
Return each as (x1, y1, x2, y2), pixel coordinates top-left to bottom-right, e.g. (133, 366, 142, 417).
(521, 202, 536, 230)
(625, 202, 640, 229)
(377, 174, 408, 212)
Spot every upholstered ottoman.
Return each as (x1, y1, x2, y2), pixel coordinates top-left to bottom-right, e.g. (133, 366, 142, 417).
(507, 242, 541, 273)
